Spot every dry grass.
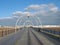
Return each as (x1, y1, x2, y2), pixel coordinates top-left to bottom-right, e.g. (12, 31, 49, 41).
(43, 27, 60, 31)
(0, 27, 15, 30)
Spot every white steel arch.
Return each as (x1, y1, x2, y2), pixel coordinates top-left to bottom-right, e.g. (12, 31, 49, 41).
(23, 20, 34, 26)
(15, 15, 43, 33)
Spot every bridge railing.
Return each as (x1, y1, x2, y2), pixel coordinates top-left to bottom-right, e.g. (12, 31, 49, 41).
(0, 27, 20, 37)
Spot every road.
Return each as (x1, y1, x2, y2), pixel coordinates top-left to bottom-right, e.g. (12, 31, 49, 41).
(0, 27, 60, 45)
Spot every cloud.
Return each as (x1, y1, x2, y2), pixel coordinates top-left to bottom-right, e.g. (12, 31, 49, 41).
(25, 4, 48, 11)
(48, 4, 58, 13)
(12, 11, 23, 15)
(13, 3, 59, 17)
(0, 17, 13, 20)
(24, 3, 59, 16)
(25, 5, 40, 11)
(23, 12, 30, 14)
(13, 11, 31, 17)
(50, 7, 58, 13)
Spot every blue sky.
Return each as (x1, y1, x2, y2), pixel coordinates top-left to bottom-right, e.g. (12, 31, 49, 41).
(0, 0, 60, 18)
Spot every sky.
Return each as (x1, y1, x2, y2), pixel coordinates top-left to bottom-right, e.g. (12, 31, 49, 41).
(0, 0, 60, 26)
(0, 0, 60, 18)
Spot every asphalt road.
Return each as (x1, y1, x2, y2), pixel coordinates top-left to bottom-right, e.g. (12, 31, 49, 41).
(0, 27, 60, 45)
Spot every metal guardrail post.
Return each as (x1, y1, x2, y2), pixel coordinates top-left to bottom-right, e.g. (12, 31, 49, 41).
(2, 30, 3, 37)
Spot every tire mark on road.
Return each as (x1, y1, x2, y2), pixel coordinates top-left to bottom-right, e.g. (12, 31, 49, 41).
(27, 29, 31, 45)
(31, 30, 43, 45)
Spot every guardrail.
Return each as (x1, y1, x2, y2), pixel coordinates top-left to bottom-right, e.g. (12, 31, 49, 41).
(0, 28, 20, 37)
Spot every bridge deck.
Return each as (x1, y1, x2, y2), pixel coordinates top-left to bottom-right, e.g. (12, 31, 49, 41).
(0, 28, 60, 45)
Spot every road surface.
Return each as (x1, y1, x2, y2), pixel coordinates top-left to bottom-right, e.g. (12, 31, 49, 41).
(0, 27, 60, 45)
